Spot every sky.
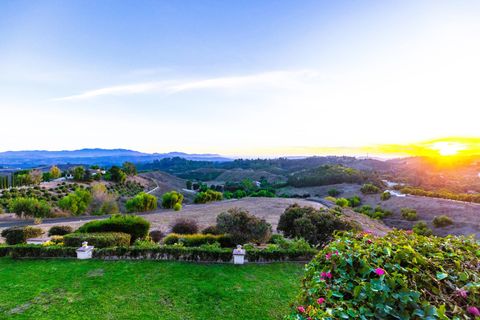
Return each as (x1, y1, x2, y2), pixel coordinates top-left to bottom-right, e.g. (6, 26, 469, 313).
(1, 0, 480, 157)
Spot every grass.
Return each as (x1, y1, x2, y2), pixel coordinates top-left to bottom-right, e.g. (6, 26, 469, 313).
(0, 258, 304, 319)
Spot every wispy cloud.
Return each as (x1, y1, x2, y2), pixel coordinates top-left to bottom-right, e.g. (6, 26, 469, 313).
(52, 70, 317, 101)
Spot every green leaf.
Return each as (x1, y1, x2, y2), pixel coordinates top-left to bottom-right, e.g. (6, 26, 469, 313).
(436, 272, 448, 280)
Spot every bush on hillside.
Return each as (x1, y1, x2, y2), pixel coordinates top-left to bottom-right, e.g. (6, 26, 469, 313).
(286, 231, 480, 320)
(216, 208, 272, 245)
(335, 198, 349, 207)
(162, 233, 233, 248)
(8, 197, 52, 218)
(355, 205, 392, 219)
(63, 232, 130, 248)
(327, 189, 340, 197)
(149, 230, 164, 243)
(161, 191, 184, 209)
(201, 225, 222, 235)
(170, 218, 198, 234)
(360, 183, 380, 194)
(433, 215, 454, 228)
(287, 165, 365, 187)
(58, 188, 92, 215)
(347, 195, 361, 207)
(380, 191, 391, 201)
(401, 208, 418, 221)
(1, 226, 43, 245)
(277, 204, 353, 246)
(125, 192, 157, 213)
(77, 214, 150, 243)
(413, 221, 433, 236)
(194, 189, 223, 204)
(48, 225, 73, 236)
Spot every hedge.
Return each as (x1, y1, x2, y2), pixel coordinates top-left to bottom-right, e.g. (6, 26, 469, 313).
(163, 233, 234, 248)
(77, 214, 150, 243)
(1, 245, 317, 263)
(1, 226, 43, 245)
(63, 232, 131, 248)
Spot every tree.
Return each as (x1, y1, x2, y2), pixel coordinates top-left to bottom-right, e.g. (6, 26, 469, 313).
(186, 180, 193, 190)
(90, 183, 118, 215)
(125, 192, 157, 213)
(58, 188, 93, 215)
(122, 162, 137, 176)
(109, 166, 127, 183)
(194, 189, 223, 204)
(73, 166, 86, 181)
(50, 166, 61, 179)
(28, 169, 43, 185)
(9, 197, 52, 218)
(216, 208, 272, 244)
(162, 191, 184, 209)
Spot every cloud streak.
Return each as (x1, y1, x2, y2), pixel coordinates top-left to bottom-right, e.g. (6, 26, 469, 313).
(53, 70, 317, 101)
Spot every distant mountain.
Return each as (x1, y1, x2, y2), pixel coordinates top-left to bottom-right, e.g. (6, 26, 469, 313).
(0, 148, 232, 168)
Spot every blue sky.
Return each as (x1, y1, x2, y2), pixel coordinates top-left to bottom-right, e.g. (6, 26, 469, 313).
(1, 1, 480, 156)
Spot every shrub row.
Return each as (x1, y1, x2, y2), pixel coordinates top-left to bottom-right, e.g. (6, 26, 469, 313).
(1, 226, 43, 245)
(163, 233, 234, 248)
(77, 214, 150, 243)
(1, 245, 317, 263)
(63, 232, 131, 248)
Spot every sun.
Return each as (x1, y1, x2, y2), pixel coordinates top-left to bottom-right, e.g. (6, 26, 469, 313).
(430, 142, 466, 156)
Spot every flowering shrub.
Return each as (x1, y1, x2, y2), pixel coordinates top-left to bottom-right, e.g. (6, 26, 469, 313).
(287, 231, 479, 319)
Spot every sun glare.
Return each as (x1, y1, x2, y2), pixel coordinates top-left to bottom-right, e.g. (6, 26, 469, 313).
(430, 142, 466, 156)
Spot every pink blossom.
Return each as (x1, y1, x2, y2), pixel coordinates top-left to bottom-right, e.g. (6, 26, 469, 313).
(317, 298, 325, 305)
(334, 251, 339, 255)
(367, 239, 373, 244)
(320, 271, 332, 280)
(326, 272, 332, 279)
(467, 306, 480, 317)
(297, 306, 305, 313)
(457, 289, 468, 298)
(374, 268, 385, 276)
(325, 253, 332, 260)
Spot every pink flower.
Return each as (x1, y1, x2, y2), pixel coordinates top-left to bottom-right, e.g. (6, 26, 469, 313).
(325, 253, 332, 260)
(457, 289, 468, 298)
(374, 268, 385, 276)
(320, 271, 332, 280)
(297, 306, 305, 313)
(334, 251, 339, 255)
(326, 272, 332, 279)
(317, 297, 325, 305)
(467, 306, 480, 317)
(367, 239, 373, 244)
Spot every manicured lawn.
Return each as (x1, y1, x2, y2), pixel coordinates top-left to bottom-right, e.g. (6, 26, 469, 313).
(0, 258, 304, 319)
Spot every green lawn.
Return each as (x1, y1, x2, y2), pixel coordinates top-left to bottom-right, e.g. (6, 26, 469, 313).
(0, 258, 304, 320)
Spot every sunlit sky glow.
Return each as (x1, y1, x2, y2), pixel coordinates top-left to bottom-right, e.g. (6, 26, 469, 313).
(1, 1, 480, 157)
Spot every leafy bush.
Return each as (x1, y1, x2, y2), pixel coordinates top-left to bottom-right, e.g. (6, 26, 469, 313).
(173, 203, 182, 211)
(98, 201, 119, 215)
(125, 192, 157, 213)
(413, 221, 433, 236)
(347, 195, 361, 207)
(401, 208, 418, 221)
(58, 188, 93, 215)
(288, 165, 366, 187)
(269, 235, 312, 251)
(149, 230, 164, 243)
(335, 198, 349, 207)
(277, 204, 353, 246)
(48, 225, 73, 236)
(1, 226, 43, 245)
(194, 189, 223, 204)
(201, 225, 222, 235)
(63, 232, 131, 248)
(162, 233, 233, 248)
(170, 218, 198, 234)
(287, 231, 480, 320)
(433, 215, 454, 228)
(327, 189, 340, 197)
(77, 214, 150, 243)
(380, 191, 391, 201)
(8, 197, 52, 218)
(216, 208, 272, 245)
(360, 183, 380, 194)
(161, 191, 184, 209)
(355, 205, 392, 219)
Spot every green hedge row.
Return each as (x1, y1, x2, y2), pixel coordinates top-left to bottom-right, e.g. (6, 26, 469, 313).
(63, 232, 131, 248)
(0, 245, 317, 262)
(162, 233, 234, 247)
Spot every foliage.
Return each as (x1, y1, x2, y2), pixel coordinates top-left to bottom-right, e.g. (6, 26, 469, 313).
(1, 226, 43, 245)
(170, 218, 199, 234)
(163, 233, 233, 247)
(58, 188, 93, 215)
(433, 215, 454, 228)
(201, 225, 222, 235)
(122, 162, 137, 176)
(277, 204, 353, 246)
(287, 231, 480, 320)
(107, 181, 144, 196)
(401, 186, 480, 204)
(269, 235, 313, 251)
(125, 192, 157, 213)
(149, 230, 165, 243)
(194, 189, 223, 204)
(8, 197, 52, 218)
(77, 214, 150, 243)
(401, 207, 418, 221)
(335, 198, 349, 207)
(72, 166, 86, 181)
(216, 208, 272, 245)
(50, 165, 61, 179)
(161, 191, 184, 209)
(347, 195, 361, 207)
(186, 180, 193, 190)
(48, 225, 73, 236)
(288, 165, 366, 187)
(413, 221, 433, 236)
(327, 188, 340, 197)
(109, 166, 127, 183)
(360, 183, 380, 194)
(28, 169, 43, 185)
(355, 205, 392, 219)
(63, 232, 131, 248)
(380, 191, 391, 201)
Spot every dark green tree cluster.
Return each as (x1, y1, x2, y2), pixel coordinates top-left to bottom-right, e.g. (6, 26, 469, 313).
(125, 192, 157, 213)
